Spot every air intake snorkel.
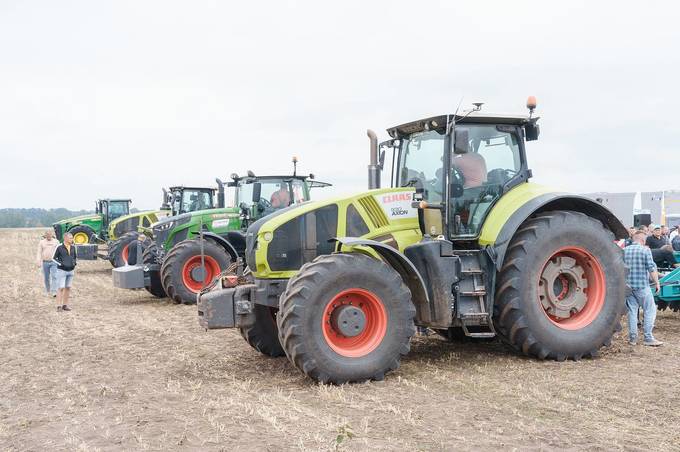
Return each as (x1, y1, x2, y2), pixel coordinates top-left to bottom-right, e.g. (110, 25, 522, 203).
(367, 129, 380, 189)
(216, 178, 225, 208)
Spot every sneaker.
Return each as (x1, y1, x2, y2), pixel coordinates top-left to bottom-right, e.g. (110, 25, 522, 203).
(57, 305, 62, 312)
(628, 340, 637, 346)
(62, 305, 71, 312)
(52, 294, 57, 298)
(643, 339, 663, 347)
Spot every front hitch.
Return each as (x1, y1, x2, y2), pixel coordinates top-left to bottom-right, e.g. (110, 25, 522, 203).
(197, 284, 256, 329)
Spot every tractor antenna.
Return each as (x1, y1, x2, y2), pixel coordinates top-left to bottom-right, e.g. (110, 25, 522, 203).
(292, 155, 298, 177)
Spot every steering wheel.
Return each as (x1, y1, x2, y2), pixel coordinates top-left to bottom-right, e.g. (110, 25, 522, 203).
(258, 197, 272, 209)
(451, 167, 465, 187)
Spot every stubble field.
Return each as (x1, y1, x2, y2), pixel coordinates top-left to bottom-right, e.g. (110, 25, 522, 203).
(1, 228, 679, 451)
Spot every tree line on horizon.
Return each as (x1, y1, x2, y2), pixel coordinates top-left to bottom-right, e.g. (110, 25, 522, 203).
(0, 207, 143, 228)
(0, 208, 94, 228)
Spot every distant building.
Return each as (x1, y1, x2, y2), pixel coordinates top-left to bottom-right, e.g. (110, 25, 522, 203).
(641, 191, 664, 225)
(582, 192, 635, 227)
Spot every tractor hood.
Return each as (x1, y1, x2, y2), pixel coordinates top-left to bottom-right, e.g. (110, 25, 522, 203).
(53, 213, 98, 226)
(245, 187, 420, 278)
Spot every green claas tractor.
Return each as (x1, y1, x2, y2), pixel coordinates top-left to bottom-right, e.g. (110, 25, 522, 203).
(113, 167, 330, 305)
(198, 98, 628, 384)
(108, 185, 218, 267)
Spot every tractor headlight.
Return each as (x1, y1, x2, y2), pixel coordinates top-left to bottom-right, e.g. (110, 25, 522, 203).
(156, 221, 175, 231)
(263, 231, 273, 242)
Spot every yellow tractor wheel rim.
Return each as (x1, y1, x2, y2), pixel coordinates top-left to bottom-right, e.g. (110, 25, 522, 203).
(73, 232, 89, 244)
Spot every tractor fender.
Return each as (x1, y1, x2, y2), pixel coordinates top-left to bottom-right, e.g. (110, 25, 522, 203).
(332, 237, 430, 308)
(194, 231, 239, 262)
(489, 193, 627, 271)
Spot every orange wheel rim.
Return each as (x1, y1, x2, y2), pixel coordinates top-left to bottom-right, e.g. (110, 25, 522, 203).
(537, 246, 606, 330)
(322, 288, 387, 358)
(181, 255, 220, 293)
(122, 244, 130, 264)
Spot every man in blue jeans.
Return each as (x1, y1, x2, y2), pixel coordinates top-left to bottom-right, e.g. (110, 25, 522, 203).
(36, 229, 60, 296)
(624, 230, 663, 346)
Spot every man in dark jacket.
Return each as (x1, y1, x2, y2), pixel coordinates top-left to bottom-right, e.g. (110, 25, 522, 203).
(53, 232, 77, 312)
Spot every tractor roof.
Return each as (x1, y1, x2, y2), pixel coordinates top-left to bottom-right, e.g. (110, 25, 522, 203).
(98, 198, 132, 203)
(168, 186, 216, 192)
(388, 111, 539, 137)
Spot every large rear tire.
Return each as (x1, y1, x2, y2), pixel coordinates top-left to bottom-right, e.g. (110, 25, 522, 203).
(160, 239, 232, 305)
(143, 243, 166, 298)
(109, 232, 145, 267)
(69, 225, 96, 245)
(493, 211, 625, 360)
(239, 305, 285, 357)
(277, 253, 416, 384)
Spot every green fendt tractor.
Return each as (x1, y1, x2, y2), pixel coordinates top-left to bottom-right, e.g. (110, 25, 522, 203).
(108, 185, 218, 267)
(113, 166, 330, 305)
(198, 98, 628, 384)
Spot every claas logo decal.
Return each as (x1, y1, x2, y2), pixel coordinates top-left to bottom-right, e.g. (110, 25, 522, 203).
(381, 193, 412, 203)
(377, 192, 416, 218)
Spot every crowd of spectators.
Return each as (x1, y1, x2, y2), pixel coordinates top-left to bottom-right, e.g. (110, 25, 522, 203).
(621, 224, 680, 269)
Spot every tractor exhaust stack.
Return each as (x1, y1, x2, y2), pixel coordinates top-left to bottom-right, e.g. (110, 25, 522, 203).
(216, 178, 225, 208)
(161, 188, 170, 210)
(367, 129, 380, 189)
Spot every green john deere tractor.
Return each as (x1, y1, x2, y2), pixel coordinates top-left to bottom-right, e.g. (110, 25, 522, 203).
(198, 98, 628, 384)
(52, 199, 168, 263)
(108, 185, 218, 267)
(113, 167, 330, 304)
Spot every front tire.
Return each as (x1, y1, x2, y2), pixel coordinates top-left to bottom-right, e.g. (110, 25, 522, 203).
(69, 225, 96, 245)
(109, 232, 145, 267)
(494, 211, 626, 360)
(277, 253, 416, 384)
(239, 305, 285, 357)
(143, 243, 166, 298)
(160, 239, 232, 305)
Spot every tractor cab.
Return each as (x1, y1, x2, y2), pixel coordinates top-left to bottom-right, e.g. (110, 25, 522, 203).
(96, 199, 131, 232)
(229, 168, 331, 227)
(166, 186, 218, 216)
(380, 102, 540, 241)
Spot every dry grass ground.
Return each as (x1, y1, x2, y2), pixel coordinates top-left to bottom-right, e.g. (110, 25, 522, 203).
(1, 228, 679, 451)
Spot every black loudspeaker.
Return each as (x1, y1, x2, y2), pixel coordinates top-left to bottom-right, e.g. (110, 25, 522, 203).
(634, 213, 652, 228)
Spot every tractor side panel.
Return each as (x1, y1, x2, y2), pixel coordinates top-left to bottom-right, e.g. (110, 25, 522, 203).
(252, 188, 421, 279)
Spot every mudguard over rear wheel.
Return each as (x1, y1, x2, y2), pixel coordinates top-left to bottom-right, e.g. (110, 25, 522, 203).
(160, 239, 231, 305)
(493, 210, 626, 360)
(277, 253, 416, 384)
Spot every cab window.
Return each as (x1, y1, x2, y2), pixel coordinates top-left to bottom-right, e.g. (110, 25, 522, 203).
(397, 130, 445, 203)
(450, 125, 522, 237)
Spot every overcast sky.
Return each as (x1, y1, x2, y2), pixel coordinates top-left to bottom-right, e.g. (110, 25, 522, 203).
(1, 1, 678, 210)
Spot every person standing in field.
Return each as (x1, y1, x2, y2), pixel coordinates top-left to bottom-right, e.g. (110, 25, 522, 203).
(624, 230, 663, 346)
(53, 232, 77, 312)
(36, 229, 60, 297)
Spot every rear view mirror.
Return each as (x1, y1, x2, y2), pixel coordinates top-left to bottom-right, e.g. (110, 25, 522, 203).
(525, 123, 540, 141)
(454, 129, 469, 154)
(252, 183, 262, 202)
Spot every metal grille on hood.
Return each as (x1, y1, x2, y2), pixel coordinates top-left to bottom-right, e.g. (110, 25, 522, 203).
(114, 217, 139, 237)
(357, 195, 389, 229)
